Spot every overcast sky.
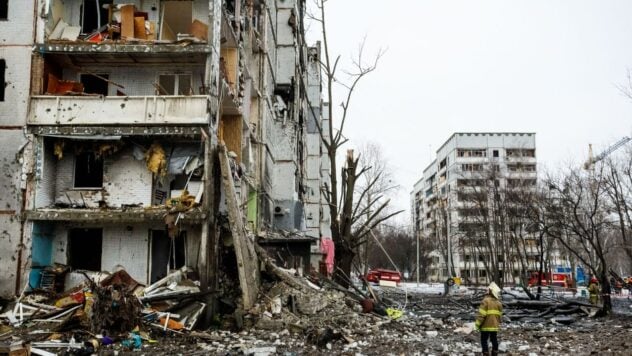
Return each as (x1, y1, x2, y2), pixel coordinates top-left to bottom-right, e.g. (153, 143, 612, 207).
(307, 0, 632, 222)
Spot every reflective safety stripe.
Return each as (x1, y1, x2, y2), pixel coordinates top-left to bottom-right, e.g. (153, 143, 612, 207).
(486, 310, 502, 316)
(481, 327, 499, 332)
(475, 320, 481, 326)
(478, 308, 488, 315)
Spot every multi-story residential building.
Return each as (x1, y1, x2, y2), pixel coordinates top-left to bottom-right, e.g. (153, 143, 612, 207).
(0, 0, 36, 297)
(411, 132, 538, 284)
(0, 0, 329, 305)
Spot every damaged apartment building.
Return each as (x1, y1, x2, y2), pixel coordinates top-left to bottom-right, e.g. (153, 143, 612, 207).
(0, 0, 328, 307)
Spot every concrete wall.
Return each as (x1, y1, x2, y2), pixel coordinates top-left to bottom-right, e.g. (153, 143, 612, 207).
(0, 1, 35, 45)
(53, 147, 152, 208)
(0, 0, 36, 297)
(51, 224, 149, 283)
(271, 163, 298, 201)
(35, 220, 202, 287)
(0, 47, 33, 126)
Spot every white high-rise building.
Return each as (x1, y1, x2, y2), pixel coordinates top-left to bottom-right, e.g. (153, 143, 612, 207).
(411, 132, 537, 284)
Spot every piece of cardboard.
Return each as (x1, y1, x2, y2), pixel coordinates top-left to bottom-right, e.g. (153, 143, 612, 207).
(134, 17, 147, 39)
(160, 22, 176, 41)
(120, 5, 135, 39)
(49, 19, 68, 40)
(160, 1, 192, 40)
(147, 21, 156, 41)
(189, 19, 208, 41)
(60, 26, 81, 41)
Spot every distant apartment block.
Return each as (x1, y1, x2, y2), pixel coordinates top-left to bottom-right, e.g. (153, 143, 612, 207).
(411, 132, 538, 284)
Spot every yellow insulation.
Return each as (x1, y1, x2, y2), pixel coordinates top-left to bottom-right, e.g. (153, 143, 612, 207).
(145, 142, 167, 176)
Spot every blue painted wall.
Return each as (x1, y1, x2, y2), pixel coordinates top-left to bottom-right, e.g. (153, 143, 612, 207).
(29, 222, 54, 288)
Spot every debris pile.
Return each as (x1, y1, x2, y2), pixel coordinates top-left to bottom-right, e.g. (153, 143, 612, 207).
(0, 267, 208, 354)
(2, 259, 632, 355)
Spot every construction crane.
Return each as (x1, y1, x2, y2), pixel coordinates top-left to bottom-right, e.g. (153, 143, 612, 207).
(583, 136, 631, 170)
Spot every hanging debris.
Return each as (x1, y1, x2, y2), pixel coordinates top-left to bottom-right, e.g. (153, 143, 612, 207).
(145, 142, 167, 176)
(53, 141, 65, 160)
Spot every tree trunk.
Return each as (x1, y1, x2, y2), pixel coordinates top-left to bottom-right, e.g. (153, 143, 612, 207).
(335, 243, 355, 286)
(598, 271, 613, 316)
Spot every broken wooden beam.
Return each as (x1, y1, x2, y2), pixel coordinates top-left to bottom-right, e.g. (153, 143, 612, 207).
(219, 144, 260, 310)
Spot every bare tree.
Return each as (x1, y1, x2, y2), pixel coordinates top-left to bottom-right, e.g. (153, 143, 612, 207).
(603, 152, 632, 272)
(355, 142, 399, 276)
(456, 166, 542, 293)
(544, 166, 615, 315)
(308, 0, 400, 286)
(367, 225, 417, 279)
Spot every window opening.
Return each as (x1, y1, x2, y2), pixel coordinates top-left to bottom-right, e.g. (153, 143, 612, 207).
(74, 152, 104, 188)
(80, 0, 113, 34)
(158, 74, 193, 95)
(160, 1, 193, 41)
(493, 150, 499, 158)
(69, 228, 103, 271)
(0, 0, 7, 20)
(80, 74, 109, 95)
(151, 230, 187, 283)
(0, 59, 5, 101)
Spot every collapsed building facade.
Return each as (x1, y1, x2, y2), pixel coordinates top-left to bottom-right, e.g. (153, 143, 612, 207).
(0, 0, 329, 307)
(411, 132, 555, 284)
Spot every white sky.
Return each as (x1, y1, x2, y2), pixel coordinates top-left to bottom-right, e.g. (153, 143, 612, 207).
(307, 0, 632, 222)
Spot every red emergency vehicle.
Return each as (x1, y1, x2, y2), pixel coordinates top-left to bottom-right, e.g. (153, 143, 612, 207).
(365, 269, 402, 284)
(528, 271, 573, 288)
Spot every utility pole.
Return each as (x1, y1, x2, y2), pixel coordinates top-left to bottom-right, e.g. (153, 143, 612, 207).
(416, 233, 420, 285)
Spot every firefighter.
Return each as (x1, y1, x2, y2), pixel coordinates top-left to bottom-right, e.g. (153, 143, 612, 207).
(475, 282, 503, 356)
(588, 277, 600, 304)
(615, 280, 623, 295)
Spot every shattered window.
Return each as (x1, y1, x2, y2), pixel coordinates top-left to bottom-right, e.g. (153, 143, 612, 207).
(80, 0, 112, 34)
(80, 73, 109, 96)
(74, 152, 104, 188)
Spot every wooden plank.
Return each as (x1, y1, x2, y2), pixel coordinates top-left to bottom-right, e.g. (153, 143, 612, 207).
(189, 19, 208, 41)
(120, 5, 135, 39)
(134, 17, 147, 40)
(219, 145, 259, 310)
(221, 115, 242, 163)
(220, 48, 238, 90)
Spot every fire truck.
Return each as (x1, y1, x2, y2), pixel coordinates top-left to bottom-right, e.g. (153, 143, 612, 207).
(365, 269, 402, 285)
(527, 271, 573, 288)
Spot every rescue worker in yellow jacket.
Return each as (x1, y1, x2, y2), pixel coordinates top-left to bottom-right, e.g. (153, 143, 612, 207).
(475, 282, 503, 356)
(588, 277, 599, 304)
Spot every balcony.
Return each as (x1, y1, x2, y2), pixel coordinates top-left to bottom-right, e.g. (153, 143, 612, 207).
(25, 207, 206, 224)
(28, 95, 209, 126)
(39, 1, 211, 64)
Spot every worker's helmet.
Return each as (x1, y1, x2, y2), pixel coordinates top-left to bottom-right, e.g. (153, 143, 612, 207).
(488, 282, 501, 299)
(590, 277, 598, 283)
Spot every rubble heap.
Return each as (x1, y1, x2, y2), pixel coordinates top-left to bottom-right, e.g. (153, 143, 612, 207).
(2, 260, 632, 355)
